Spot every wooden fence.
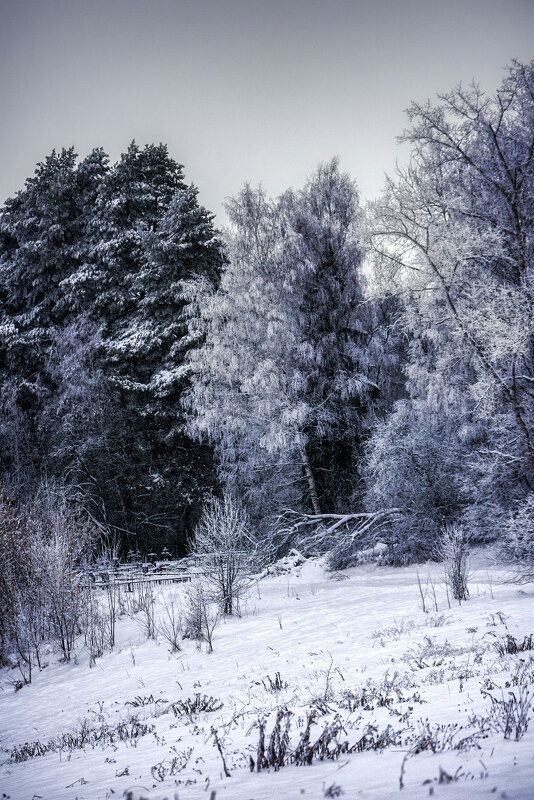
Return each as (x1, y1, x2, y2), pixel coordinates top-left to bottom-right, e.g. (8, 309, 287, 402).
(85, 560, 198, 590)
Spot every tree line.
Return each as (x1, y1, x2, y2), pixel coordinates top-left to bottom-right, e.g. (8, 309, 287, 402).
(1, 60, 533, 567)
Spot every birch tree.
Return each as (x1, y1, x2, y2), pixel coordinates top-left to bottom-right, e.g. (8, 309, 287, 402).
(367, 59, 534, 544)
(188, 160, 380, 522)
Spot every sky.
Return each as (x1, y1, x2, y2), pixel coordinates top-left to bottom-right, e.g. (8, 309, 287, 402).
(0, 0, 533, 223)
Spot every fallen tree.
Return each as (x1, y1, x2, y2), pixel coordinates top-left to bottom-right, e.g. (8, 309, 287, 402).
(272, 508, 400, 565)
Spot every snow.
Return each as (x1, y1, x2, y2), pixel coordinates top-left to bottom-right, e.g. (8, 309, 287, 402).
(1, 551, 534, 800)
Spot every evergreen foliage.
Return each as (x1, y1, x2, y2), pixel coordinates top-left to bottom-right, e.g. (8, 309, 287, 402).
(1, 59, 533, 566)
(0, 143, 223, 555)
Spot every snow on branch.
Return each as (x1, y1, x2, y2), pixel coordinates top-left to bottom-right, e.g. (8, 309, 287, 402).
(274, 508, 400, 555)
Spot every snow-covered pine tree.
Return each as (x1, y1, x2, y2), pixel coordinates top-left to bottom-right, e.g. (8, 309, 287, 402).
(283, 160, 381, 511)
(108, 183, 225, 551)
(61, 143, 224, 552)
(187, 160, 381, 526)
(1, 142, 222, 554)
(62, 141, 184, 325)
(0, 148, 108, 484)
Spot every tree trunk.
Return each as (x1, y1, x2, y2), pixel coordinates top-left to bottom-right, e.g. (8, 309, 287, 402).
(300, 444, 321, 515)
(511, 360, 534, 487)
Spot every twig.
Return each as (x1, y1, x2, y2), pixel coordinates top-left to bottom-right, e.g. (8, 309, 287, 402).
(211, 726, 231, 778)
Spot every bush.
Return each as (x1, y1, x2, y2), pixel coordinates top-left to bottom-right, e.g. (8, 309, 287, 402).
(183, 579, 220, 652)
(364, 400, 465, 565)
(0, 484, 95, 678)
(157, 591, 183, 652)
(491, 633, 534, 656)
(479, 686, 533, 741)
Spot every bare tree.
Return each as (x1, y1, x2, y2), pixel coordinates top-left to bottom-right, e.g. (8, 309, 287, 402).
(192, 493, 256, 616)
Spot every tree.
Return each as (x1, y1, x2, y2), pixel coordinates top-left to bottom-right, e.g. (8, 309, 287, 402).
(187, 160, 381, 525)
(61, 143, 224, 553)
(365, 392, 466, 563)
(0, 142, 223, 555)
(192, 493, 255, 615)
(367, 59, 534, 544)
(0, 148, 108, 485)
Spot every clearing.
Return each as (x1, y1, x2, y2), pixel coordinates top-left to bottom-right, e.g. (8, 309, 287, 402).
(1, 551, 533, 800)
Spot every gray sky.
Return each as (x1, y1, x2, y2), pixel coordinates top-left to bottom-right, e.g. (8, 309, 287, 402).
(1, 0, 533, 223)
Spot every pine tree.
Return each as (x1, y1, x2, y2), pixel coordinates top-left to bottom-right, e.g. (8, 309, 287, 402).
(0, 148, 108, 483)
(60, 143, 223, 552)
(0, 142, 222, 554)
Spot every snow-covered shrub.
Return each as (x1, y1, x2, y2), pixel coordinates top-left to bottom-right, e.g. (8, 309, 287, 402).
(33, 497, 92, 662)
(183, 578, 220, 652)
(169, 694, 223, 716)
(364, 400, 465, 564)
(151, 749, 194, 782)
(491, 633, 534, 656)
(192, 493, 256, 615)
(478, 686, 533, 741)
(134, 582, 157, 640)
(338, 670, 420, 712)
(0, 486, 94, 677)
(92, 547, 122, 649)
(251, 708, 402, 773)
(157, 591, 183, 652)
(501, 493, 534, 581)
(439, 523, 470, 602)
(83, 586, 108, 667)
(9, 716, 155, 762)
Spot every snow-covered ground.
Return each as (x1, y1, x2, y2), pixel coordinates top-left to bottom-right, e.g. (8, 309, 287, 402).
(1, 551, 534, 800)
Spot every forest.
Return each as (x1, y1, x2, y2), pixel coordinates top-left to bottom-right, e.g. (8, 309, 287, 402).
(1, 50, 534, 800)
(0, 59, 533, 664)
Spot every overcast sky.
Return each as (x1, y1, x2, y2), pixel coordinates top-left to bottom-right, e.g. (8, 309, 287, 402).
(1, 0, 533, 222)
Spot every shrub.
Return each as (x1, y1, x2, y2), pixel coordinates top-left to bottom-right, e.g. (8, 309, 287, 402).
(364, 401, 465, 565)
(259, 671, 288, 693)
(250, 709, 402, 773)
(479, 686, 533, 740)
(170, 694, 223, 716)
(183, 579, 220, 652)
(491, 633, 534, 656)
(135, 582, 157, 640)
(0, 485, 95, 678)
(9, 716, 154, 762)
(157, 591, 183, 652)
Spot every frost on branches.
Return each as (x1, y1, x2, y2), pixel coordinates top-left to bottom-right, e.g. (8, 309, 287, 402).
(366, 60, 534, 558)
(187, 160, 383, 527)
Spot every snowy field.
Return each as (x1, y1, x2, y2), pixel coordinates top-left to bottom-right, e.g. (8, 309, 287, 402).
(1, 551, 534, 800)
